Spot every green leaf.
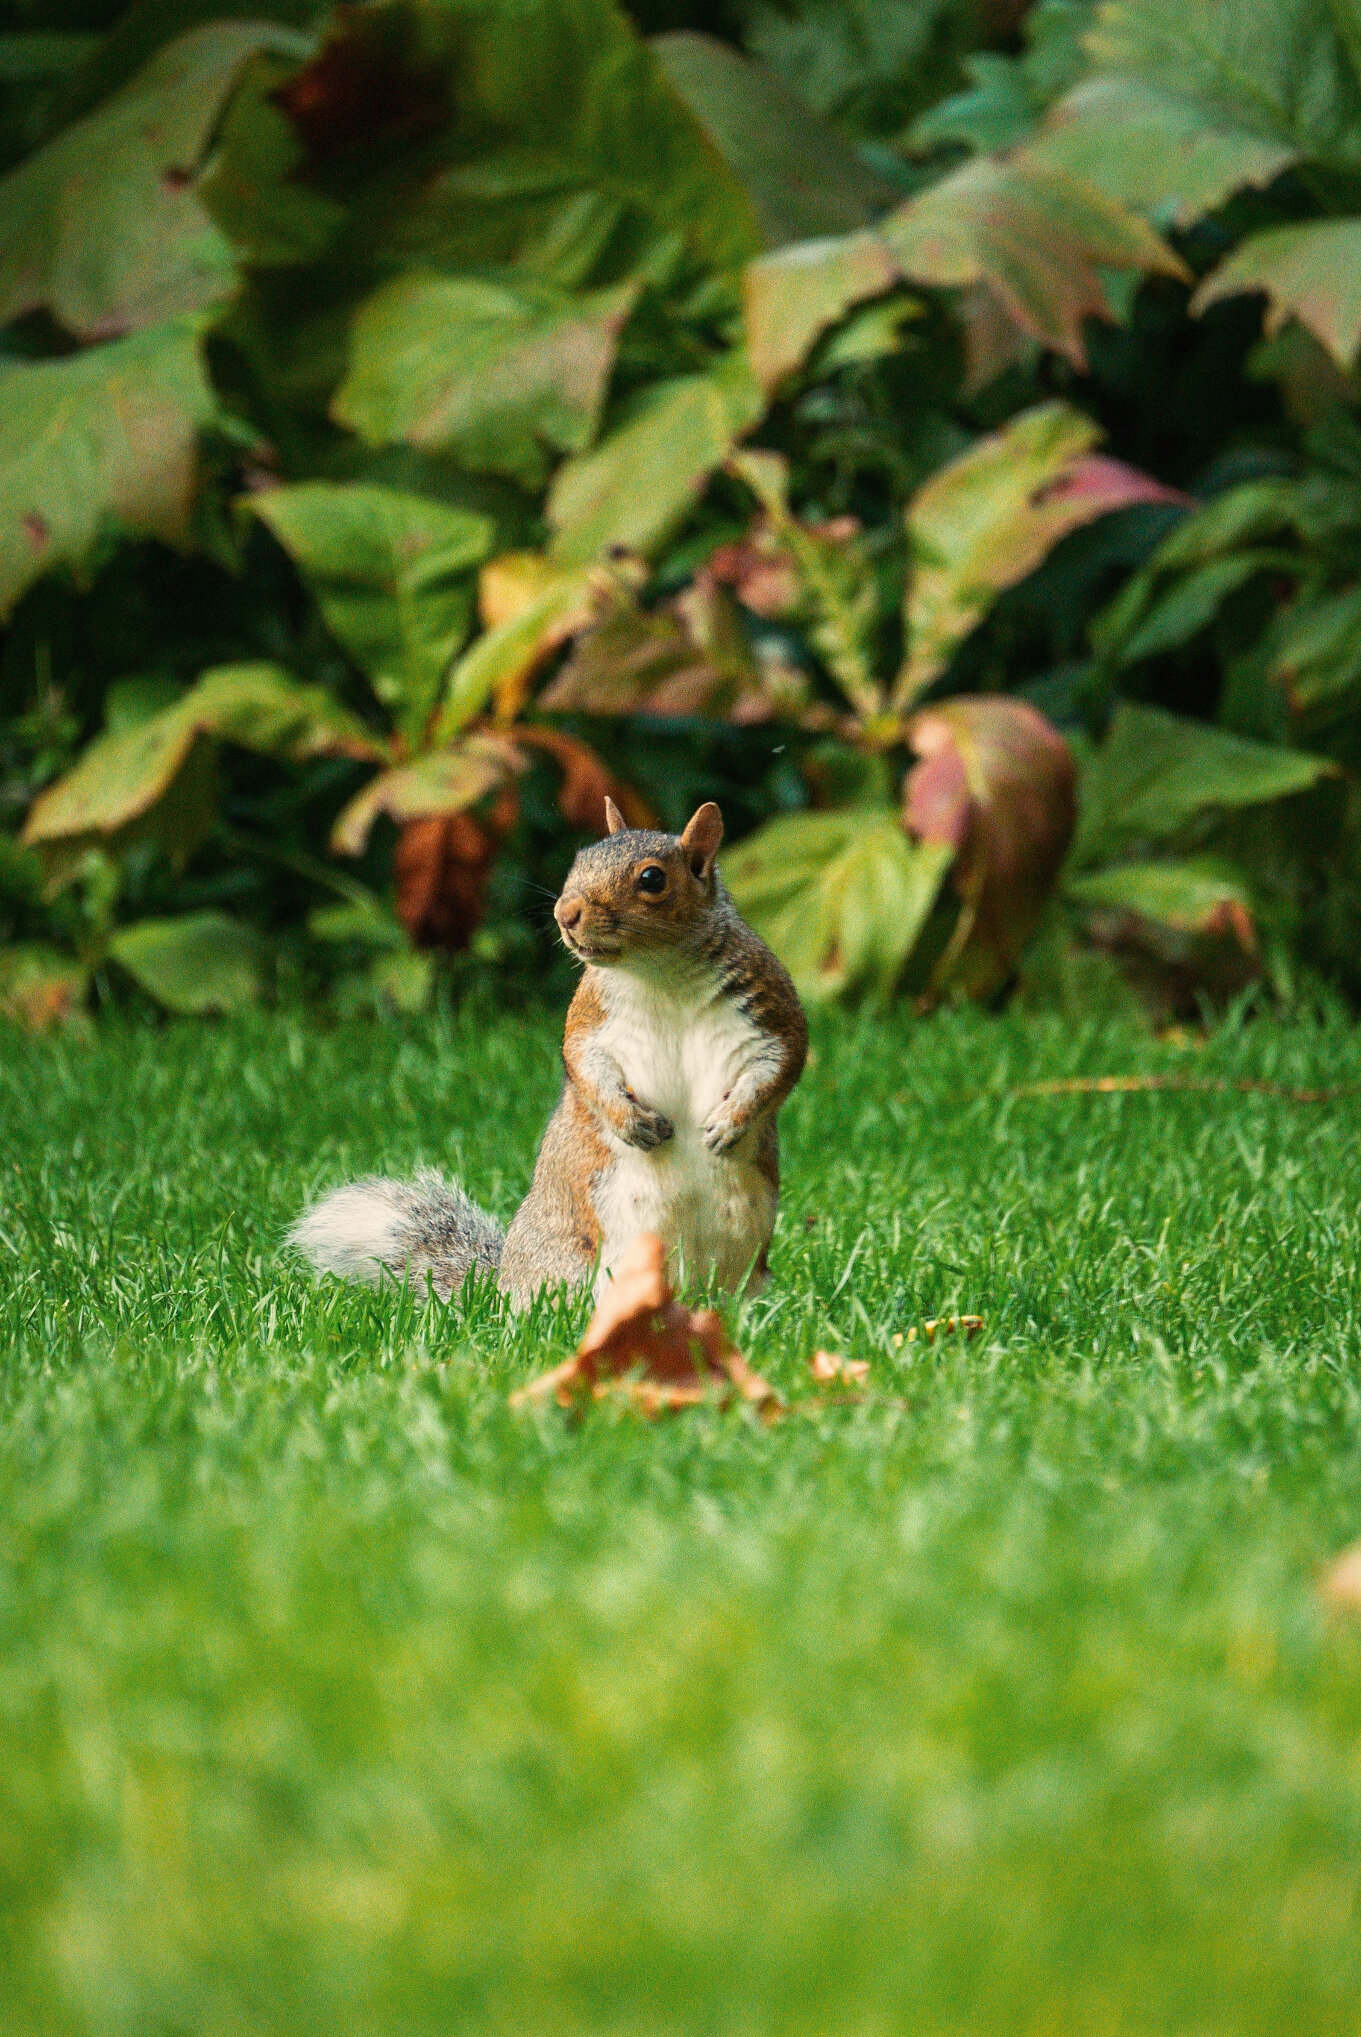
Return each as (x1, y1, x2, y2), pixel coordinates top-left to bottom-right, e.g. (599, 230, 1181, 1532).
(1262, 583, 1361, 714)
(651, 32, 893, 248)
(898, 402, 1183, 704)
(742, 0, 973, 137)
(731, 447, 882, 717)
(0, 23, 306, 338)
(246, 484, 493, 735)
(721, 808, 954, 1004)
(0, 316, 220, 620)
(107, 911, 260, 1013)
(198, 48, 344, 268)
(880, 156, 1187, 369)
(1023, 76, 1297, 224)
(1086, 0, 1361, 174)
(332, 274, 639, 487)
(1193, 219, 1361, 368)
(547, 352, 765, 566)
(1066, 857, 1255, 935)
(742, 154, 1185, 393)
(23, 662, 381, 858)
(742, 231, 902, 393)
(1071, 702, 1336, 866)
(1088, 476, 1339, 666)
(434, 561, 602, 741)
(1106, 552, 1278, 666)
(331, 735, 518, 857)
(911, 52, 1045, 156)
(375, 0, 762, 285)
(184, 663, 384, 760)
(307, 899, 411, 951)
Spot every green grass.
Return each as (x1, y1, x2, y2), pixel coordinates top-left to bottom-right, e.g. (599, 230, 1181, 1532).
(5, 1002, 1361, 2035)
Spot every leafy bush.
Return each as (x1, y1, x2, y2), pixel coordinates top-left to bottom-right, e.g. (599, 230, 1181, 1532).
(3, 0, 1361, 1023)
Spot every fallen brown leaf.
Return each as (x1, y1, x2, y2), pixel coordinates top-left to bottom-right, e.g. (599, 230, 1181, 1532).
(809, 1350, 870, 1382)
(1009, 1076, 1353, 1104)
(1320, 1542, 1361, 1611)
(892, 1316, 985, 1346)
(510, 1233, 779, 1416)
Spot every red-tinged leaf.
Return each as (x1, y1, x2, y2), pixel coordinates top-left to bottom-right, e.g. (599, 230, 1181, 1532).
(705, 511, 862, 619)
(1065, 861, 1258, 947)
(904, 695, 1077, 996)
(880, 156, 1188, 369)
(1192, 220, 1361, 369)
(510, 1232, 778, 1416)
(898, 403, 1187, 703)
(704, 522, 802, 617)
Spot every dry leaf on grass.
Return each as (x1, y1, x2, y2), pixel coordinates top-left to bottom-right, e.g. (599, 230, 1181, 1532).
(809, 1350, 870, 1382)
(1320, 1543, 1361, 1611)
(891, 1316, 985, 1346)
(510, 1233, 779, 1416)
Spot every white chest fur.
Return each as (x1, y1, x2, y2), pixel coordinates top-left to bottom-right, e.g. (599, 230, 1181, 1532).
(589, 967, 778, 1295)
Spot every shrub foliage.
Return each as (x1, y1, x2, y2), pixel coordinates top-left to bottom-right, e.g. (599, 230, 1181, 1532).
(4, 0, 1361, 1022)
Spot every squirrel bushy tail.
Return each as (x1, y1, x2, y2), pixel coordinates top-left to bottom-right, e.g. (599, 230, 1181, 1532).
(287, 1169, 503, 1300)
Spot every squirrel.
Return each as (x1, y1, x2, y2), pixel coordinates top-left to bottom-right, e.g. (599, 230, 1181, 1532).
(289, 799, 808, 1307)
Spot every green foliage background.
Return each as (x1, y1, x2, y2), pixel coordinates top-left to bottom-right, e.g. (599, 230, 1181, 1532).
(6, 0, 1361, 1021)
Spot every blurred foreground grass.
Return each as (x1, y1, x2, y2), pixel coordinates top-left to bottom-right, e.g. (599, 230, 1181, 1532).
(4, 1004, 1361, 2034)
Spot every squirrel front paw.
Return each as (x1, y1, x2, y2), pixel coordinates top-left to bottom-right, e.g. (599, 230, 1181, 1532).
(622, 1103, 674, 1150)
(701, 1112, 745, 1155)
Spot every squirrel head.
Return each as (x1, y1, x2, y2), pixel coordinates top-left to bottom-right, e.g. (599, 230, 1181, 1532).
(554, 799, 725, 967)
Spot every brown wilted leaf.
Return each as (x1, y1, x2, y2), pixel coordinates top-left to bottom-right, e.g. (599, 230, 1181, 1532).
(271, 9, 449, 163)
(394, 788, 518, 952)
(542, 576, 790, 722)
(809, 1350, 870, 1382)
(0, 945, 88, 1031)
(1320, 1542, 1361, 1611)
(904, 695, 1077, 997)
(704, 513, 859, 620)
(510, 1232, 778, 1416)
(511, 725, 655, 832)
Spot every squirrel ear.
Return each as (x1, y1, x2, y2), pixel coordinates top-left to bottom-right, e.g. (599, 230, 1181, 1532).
(680, 801, 723, 879)
(603, 796, 626, 836)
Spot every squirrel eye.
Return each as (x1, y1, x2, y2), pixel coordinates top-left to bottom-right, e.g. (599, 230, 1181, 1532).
(636, 864, 667, 896)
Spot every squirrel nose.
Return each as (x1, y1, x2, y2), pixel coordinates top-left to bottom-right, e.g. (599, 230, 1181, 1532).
(555, 897, 582, 932)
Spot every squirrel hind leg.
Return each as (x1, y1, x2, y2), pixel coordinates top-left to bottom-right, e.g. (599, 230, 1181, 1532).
(287, 1168, 503, 1301)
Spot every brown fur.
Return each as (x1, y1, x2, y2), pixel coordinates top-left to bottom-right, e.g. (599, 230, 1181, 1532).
(293, 802, 807, 1309)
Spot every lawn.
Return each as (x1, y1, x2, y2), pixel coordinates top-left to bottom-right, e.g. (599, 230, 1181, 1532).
(4, 1001, 1361, 2035)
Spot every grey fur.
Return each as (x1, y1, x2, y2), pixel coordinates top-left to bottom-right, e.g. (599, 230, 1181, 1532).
(289, 808, 804, 1312)
(287, 1168, 503, 1301)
